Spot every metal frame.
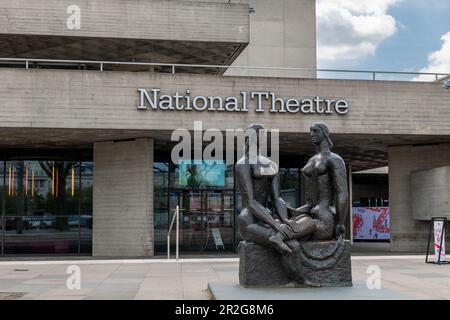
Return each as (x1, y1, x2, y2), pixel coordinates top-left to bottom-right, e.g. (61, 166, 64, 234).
(426, 217, 449, 265)
(0, 57, 449, 82)
(169, 188, 235, 253)
(167, 205, 180, 260)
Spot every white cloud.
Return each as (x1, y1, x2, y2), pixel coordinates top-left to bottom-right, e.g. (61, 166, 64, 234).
(414, 31, 450, 81)
(317, 0, 399, 65)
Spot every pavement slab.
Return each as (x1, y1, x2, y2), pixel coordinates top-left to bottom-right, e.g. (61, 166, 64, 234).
(0, 255, 447, 299)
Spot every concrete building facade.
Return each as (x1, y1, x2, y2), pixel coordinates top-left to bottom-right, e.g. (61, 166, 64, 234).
(0, 0, 449, 256)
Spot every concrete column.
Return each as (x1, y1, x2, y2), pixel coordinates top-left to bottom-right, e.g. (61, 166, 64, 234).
(93, 138, 154, 257)
(388, 143, 450, 252)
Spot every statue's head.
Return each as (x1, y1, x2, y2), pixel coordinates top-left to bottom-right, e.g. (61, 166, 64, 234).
(310, 122, 333, 149)
(244, 123, 266, 158)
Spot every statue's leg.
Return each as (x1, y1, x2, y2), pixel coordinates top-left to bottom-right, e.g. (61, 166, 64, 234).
(237, 208, 272, 246)
(238, 208, 292, 255)
(291, 214, 316, 241)
(311, 208, 335, 240)
(268, 232, 293, 255)
(267, 215, 316, 254)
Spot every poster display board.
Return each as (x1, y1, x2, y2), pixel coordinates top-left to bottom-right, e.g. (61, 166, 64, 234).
(352, 207, 390, 240)
(179, 160, 225, 188)
(211, 228, 225, 250)
(426, 217, 448, 264)
(434, 219, 446, 262)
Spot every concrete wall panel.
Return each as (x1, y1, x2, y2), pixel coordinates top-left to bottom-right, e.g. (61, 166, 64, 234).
(0, 69, 449, 136)
(93, 138, 154, 256)
(411, 166, 450, 220)
(389, 144, 450, 252)
(225, 0, 316, 78)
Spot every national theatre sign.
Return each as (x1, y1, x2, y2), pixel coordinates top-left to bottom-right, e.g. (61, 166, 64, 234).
(137, 88, 349, 115)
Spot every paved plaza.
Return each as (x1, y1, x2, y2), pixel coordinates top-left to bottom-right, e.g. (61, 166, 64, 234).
(0, 254, 448, 300)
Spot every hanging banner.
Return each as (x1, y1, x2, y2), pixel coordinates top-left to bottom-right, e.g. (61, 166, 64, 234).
(352, 207, 390, 240)
(434, 220, 446, 262)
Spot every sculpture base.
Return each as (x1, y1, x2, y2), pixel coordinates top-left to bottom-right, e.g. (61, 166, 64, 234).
(238, 240, 352, 288)
(208, 281, 414, 300)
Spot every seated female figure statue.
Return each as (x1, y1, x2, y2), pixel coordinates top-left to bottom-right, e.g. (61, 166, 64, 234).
(269, 122, 349, 248)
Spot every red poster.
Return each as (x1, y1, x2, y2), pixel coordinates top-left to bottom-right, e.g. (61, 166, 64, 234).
(352, 207, 390, 240)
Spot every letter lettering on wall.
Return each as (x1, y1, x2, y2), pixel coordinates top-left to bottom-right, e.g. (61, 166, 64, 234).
(286, 99, 300, 113)
(137, 89, 349, 115)
(335, 100, 349, 115)
(300, 99, 314, 113)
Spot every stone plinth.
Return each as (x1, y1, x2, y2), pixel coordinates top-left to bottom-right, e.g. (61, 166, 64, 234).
(238, 240, 352, 288)
(238, 242, 292, 287)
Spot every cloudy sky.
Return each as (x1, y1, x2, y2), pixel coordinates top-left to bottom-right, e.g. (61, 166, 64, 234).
(316, 0, 450, 79)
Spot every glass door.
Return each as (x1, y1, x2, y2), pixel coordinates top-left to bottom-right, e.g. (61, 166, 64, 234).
(203, 191, 234, 251)
(168, 190, 234, 253)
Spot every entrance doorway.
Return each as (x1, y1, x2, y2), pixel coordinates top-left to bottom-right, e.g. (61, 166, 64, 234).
(169, 190, 234, 252)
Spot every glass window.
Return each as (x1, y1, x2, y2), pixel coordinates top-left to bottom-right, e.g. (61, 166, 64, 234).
(153, 162, 169, 253)
(279, 168, 300, 208)
(157, 162, 235, 254)
(170, 162, 234, 190)
(0, 160, 92, 255)
(0, 162, 3, 255)
(80, 162, 93, 254)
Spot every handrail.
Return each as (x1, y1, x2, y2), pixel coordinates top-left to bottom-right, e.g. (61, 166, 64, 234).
(167, 205, 180, 261)
(0, 57, 449, 82)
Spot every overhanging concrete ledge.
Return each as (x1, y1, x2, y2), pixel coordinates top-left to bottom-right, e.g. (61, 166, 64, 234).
(0, 0, 249, 42)
(0, 0, 249, 66)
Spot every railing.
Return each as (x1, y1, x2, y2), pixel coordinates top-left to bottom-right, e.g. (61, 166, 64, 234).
(0, 57, 449, 82)
(167, 205, 180, 261)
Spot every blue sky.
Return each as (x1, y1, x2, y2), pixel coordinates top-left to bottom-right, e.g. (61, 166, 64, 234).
(362, 0, 450, 72)
(316, 0, 450, 78)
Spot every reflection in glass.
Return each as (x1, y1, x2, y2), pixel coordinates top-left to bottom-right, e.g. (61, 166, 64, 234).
(156, 163, 236, 254)
(80, 162, 93, 254)
(168, 190, 234, 252)
(153, 163, 169, 253)
(279, 168, 299, 207)
(0, 160, 92, 255)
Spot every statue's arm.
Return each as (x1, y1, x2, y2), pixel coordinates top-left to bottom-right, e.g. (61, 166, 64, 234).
(271, 175, 289, 223)
(288, 199, 313, 217)
(287, 160, 314, 216)
(330, 157, 349, 234)
(236, 165, 283, 232)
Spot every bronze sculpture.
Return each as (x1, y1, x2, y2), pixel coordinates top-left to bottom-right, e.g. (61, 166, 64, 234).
(237, 122, 351, 287)
(236, 123, 312, 256)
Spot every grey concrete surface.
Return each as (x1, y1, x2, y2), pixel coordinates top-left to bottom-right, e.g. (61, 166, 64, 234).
(0, 256, 447, 300)
(208, 280, 413, 300)
(93, 138, 154, 256)
(0, 0, 249, 43)
(225, 0, 317, 78)
(0, 0, 249, 66)
(410, 166, 450, 220)
(389, 144, 450, 252)
(351, 242, 391, 254)
(1, 69, 449, 137)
